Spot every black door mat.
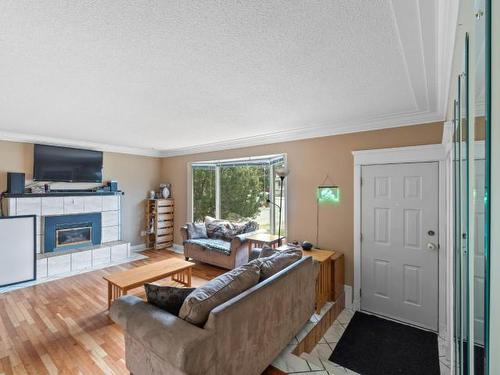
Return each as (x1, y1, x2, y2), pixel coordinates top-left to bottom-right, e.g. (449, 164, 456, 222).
(329, 311, 440, 375)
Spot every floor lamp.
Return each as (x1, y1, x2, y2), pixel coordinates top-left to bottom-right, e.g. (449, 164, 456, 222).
(275, 167, 289, 246)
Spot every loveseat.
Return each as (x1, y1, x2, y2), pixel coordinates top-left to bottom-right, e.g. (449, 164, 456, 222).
(181, 217, 259, 269)
(110, 256, 316, 375)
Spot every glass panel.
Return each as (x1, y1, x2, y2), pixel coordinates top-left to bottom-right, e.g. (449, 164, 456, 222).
(219, 165, 269, 226)
(454, 94, 464, 374)
(192, 166, 216, 222)
(472, 0, 489, 373)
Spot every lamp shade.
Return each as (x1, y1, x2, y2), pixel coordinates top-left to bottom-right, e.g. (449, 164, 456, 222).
(275, 167, 289, 178)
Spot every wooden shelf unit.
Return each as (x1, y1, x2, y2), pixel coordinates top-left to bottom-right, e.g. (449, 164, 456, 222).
(146, 198, 174, 249)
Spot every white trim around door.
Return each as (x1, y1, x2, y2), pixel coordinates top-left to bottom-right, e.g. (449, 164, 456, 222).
(353, 143, 450, 335)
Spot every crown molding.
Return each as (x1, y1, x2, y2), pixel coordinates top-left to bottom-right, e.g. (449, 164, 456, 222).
(0, 110, 444, 158)
(0, 130, 162, 157)
(159, 110, 444, 157)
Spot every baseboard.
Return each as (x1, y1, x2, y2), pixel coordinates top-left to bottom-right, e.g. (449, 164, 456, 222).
(344, 284, 353, 309)
(131, 243, 147, 252)
(172, 243, 184, 254)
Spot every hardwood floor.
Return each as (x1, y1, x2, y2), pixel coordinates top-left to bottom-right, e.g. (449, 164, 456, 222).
(0, 249, 225, 375)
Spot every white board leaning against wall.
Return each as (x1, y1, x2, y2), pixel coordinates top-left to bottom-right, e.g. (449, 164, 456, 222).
(0, 215, 36, 287)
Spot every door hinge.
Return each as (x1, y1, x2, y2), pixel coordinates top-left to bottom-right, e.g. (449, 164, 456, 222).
(360, 177, 363, 186)
(360, 233, 363, 242)
(360, 289, 362, 297)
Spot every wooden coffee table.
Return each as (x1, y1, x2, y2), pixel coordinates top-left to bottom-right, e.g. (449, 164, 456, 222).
(103, 258, 195, 309)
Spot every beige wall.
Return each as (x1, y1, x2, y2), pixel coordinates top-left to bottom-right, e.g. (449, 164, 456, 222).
(160, 122, 444, 285)
(0, 140, 160, 246)
(102, 152, 161, 246)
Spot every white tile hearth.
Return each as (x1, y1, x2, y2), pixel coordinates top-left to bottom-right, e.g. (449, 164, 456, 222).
(111, 243, 129, 260)
(0, 251, 147, 294)
(71, 251, 92, 271)
(92, 246, 111, 266)
(47, 254, 72, 276)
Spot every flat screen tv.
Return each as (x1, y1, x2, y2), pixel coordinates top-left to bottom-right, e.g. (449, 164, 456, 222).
(33, 144, 103, 183)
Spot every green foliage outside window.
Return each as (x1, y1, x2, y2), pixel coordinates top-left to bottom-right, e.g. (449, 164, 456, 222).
(220, 166, 268, 221)
(192, 165, 269, 223)
(192, 168, 216, 222)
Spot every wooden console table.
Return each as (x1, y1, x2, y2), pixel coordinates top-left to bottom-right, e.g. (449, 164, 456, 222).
(246, 233, 285, 255)
(278, 246, 344, 313)
(103, 258, 194, 309)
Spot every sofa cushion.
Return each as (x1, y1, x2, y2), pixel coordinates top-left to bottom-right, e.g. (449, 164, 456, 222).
(179, 262, 261, 326)
(233, 220, 259, 235)
(204, 216, 235, 240)
(186, 223, 208, 239)
(251, 249, 302, 281)
(259, 245, 279, 258)
(184, 238, 232, 255)
(204, 216, 259, 241)
(144, 284, 195, 316)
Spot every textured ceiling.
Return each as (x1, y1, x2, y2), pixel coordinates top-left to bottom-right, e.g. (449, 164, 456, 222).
(0, 1, 453, 156)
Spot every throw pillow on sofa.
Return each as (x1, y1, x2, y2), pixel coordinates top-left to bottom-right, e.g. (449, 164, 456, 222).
(186, 223, 208, 239)
(204, 216, 234, 240)
(251, 249, 302, 281)
(179, 262, 260, 326)
(144, 284, 196, 316)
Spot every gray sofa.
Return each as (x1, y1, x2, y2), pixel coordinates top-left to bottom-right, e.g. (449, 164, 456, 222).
(181, 226, 258, 270)
(110, 256, 317, 375)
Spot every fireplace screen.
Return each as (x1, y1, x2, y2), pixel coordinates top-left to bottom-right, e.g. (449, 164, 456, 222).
(56, 223, 92, 248)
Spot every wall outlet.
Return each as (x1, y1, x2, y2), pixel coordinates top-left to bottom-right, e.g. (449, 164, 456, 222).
(140, 230, 147, 237)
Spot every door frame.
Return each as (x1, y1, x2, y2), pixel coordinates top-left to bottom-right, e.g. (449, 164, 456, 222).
(353, 143, 450, 335)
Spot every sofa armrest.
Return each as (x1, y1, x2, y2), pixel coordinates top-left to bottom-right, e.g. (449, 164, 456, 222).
(110, 296, 215, 373)
(180, 225, 189, 241)
(233, 230, 260, 244)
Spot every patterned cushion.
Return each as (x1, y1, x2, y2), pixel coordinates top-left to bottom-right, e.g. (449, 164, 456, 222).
(186, 223, 208, 239)
(185, 238, 232, 255)
(144, 284, 195, 316)
(204, 216, 234, 240)
(232, 220, 259, 235)
(204, 216, 259, 241)
(179, 263, 261, 326)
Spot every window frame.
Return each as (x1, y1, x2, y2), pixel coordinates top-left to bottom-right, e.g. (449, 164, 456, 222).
(187, 153, 288, 235)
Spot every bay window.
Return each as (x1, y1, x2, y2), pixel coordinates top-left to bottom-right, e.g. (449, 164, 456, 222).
(190, 154, 286, 235)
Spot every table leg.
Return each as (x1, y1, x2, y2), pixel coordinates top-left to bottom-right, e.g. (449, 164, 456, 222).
(187, 267, 192, 287)
(107, 282, 112, 310)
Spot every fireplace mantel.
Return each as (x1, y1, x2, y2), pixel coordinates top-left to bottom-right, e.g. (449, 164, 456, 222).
(4, 191, 123, 198)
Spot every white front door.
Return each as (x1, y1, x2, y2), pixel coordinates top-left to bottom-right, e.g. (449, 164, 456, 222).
(361, 162, 439, 331)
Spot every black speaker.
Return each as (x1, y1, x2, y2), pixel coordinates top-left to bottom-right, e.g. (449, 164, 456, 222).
(108, 181, 118, 192)
(7, 172, 25, 194)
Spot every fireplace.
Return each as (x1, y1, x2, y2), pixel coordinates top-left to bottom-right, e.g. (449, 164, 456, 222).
(56, 224, 92, 248)
(44, 213, 101, 252)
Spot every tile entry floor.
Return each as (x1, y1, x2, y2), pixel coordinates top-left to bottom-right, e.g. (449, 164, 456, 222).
(272, 308, 452, 375)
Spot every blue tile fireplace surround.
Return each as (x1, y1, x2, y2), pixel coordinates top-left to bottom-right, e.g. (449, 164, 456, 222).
(44, 213, 102, 253)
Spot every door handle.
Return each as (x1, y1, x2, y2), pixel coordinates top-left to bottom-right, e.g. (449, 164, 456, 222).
(427, 242, 438, 251)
